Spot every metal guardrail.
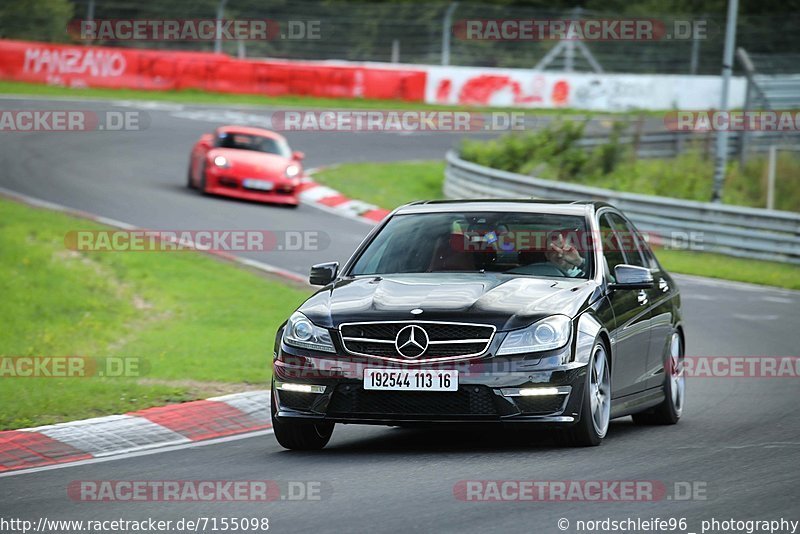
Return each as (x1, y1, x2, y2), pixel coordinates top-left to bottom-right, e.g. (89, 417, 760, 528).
(444, 150, 800, 264)
(753, 74, 800, 109)
(576, 130, 800, 159)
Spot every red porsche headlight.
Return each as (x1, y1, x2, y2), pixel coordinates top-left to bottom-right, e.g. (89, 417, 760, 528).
(285, 164, 300, 178)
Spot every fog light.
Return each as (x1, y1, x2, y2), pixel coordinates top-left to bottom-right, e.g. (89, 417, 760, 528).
(276, 382, 326, 394)
(500, 386, 570, 397)
(519, 387, 560, 396)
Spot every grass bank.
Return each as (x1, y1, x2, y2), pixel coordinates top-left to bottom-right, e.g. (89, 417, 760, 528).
(460, 122, 800, 212)
(314, 161, 445, 208)
(0, 197, 310, 429)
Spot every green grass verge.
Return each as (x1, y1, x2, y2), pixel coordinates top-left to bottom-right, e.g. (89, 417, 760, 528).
(654, 249, 800, 290)
(0, 80, 633, 115)
(314, 160, 800, 290)
(0, 198, 310, 430)
(315, 161, 445, 208)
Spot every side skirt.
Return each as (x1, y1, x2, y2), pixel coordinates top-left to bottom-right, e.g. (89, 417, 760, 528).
(610, 387, 665, 419)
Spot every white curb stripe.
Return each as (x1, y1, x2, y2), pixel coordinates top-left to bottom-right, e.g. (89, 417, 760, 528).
(26, 415, 191, 457)
(298, 184, 344, 202)
(209, 390, 271, 425)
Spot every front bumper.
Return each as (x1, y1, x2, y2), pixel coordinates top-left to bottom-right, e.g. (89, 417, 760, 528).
(272, 346, 589, 426)
(205, 185, 300, 205)
(205, 169, 299, 205)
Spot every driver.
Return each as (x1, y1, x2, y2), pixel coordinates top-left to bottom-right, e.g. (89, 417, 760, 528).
(545, 233, 587, 277)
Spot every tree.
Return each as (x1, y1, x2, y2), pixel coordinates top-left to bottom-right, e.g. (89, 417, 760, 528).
(0, 0, 74, 42)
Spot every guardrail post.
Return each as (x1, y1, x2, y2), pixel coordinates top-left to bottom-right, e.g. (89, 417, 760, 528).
(441, 2, 458, 66)
(736, 47, 757, 167)
(84, 0, 95, 46)
(767, 145, 777, 210)
(711, 0, 740, 203)
(214, 0, 228, 54)
(632, 114, 645, 161)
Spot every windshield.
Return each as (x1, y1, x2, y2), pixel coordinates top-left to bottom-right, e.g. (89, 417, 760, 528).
(350, 211, 593, 279)
(214, 132, 292, 157)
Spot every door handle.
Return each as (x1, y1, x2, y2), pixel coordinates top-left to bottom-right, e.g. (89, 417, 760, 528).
(658, 279, 669, 293)
(637, 290, 648, 306)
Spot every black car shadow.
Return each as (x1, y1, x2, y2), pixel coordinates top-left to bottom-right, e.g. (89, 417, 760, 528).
(274, 418, 642, 456)
(167, 182, 299, 209)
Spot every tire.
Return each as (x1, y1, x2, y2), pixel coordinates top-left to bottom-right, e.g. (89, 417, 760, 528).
(632, 332, 684, 425)
(271, 391, 334, 450)
(560, 340, 611, 447)
(187, 163, 194, 189)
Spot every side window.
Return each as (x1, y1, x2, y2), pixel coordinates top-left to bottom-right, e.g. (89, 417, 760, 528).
(598, 214, 627, 281)
(606, 213, 646, 268)
(634, 228, 660, 271)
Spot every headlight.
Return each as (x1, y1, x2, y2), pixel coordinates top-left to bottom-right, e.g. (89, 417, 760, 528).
(282, 312, 335, 353)
(285, 164, 300, 178)
(213, 155, 229, 167)
(497, 315, 572, 355)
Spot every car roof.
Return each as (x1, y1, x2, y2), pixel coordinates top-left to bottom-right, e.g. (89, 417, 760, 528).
(216, 125, 286, 141)
(394, 199, 613, 217)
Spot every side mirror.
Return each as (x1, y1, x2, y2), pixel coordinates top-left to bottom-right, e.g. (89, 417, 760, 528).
(292, 151, 305, 161)
(310, 262, 338, 286)
(609, 264, 653, 290)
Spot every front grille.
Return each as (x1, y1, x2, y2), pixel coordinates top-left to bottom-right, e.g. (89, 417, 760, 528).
(327, 385, 499, 418)
(218, 177, 239, 188)
(339, 321, 495, 361)
(277, 390, 317, 412)
(514, 395, 567, 415)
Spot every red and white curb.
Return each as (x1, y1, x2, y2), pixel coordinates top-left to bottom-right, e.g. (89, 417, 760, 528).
(298, 169, 389, 225)
(0, 391, 270, 473)
(0, 177, 386, 474)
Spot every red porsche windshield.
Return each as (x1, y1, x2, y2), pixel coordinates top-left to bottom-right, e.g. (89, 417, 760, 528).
(350, 211, 594, 279)
(214, 132, 291, 158)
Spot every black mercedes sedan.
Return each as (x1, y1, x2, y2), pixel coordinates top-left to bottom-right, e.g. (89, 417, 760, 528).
(271, 200, 685, 449)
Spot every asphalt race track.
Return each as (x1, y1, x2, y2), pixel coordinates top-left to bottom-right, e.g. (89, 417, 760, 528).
(1, 97, 799, 533)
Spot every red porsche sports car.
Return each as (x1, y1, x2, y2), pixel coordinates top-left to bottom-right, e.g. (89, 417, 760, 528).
(188, 125, 304, 206)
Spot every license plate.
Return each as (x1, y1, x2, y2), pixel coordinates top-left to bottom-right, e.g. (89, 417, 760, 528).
(363, 368, 458, 391)
(242, 179, 274, 191)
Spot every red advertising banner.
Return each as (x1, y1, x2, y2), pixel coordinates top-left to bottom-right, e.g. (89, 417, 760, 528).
(0, 40, 426, 101)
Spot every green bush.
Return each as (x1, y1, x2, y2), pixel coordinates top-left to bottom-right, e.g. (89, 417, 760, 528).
(460, 122, 800, 212)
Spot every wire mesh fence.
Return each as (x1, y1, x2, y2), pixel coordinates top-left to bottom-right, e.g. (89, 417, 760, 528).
(5, 0, 796, 75)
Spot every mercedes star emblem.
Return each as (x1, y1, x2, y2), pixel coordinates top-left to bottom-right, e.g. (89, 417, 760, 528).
(395, 325, 429, 359)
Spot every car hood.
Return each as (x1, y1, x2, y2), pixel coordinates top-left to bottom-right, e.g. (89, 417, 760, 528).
(208, 148, 295, 178)
(298, 273, 601, 332)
